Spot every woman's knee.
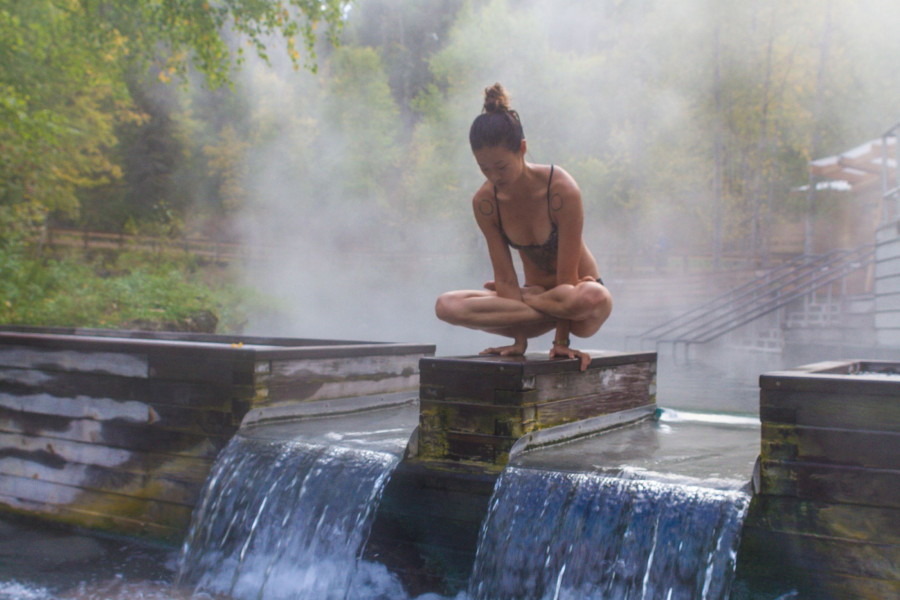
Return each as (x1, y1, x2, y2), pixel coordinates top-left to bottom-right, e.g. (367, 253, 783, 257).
(574, 282, 612, 315)
(590, 284, 612, 312)
(435, 292, 463, 324)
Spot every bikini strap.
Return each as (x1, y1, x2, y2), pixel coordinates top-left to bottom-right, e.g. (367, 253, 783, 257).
(493, 184, 504, 230)
(546, 164, 555, 222)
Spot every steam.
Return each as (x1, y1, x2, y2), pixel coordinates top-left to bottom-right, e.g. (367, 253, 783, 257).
(223, 0, 900, 357)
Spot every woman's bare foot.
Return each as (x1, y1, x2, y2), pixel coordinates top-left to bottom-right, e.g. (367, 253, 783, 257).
(480, 339, 527, 356)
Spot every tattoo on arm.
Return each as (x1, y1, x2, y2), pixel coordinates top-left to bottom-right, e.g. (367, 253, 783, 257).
(550, 192, 564, 212)
(478, 199, 495, 216)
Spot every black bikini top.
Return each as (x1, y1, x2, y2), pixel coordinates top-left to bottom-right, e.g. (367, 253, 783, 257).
(495, 165, 559, 273)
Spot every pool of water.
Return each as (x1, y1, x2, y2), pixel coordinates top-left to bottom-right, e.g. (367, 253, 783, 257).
(514, 409, 759, 488)
(0, 514, 184, 600)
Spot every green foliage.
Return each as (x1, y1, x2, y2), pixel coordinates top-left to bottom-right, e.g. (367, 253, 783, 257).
(0, 0, 347, 235)
(0, 211, 256, 332)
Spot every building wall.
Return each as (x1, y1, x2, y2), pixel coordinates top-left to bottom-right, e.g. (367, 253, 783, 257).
(875, 219, 900, 347)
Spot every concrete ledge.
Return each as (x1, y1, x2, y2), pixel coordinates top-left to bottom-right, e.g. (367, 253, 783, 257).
(240, 391, 419, 426)
(508, 404, 658, 459)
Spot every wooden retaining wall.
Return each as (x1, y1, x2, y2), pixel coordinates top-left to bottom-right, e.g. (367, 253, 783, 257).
(736, 360, 900, 599)
(0, 327, 433, 542)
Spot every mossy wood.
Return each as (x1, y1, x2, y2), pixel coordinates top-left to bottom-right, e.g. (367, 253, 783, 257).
(737, 360, 900, 599)
(417, 351, 656, 466)
(0, 326, 433, 542)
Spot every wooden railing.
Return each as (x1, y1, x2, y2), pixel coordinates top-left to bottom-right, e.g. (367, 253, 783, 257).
(41, 227, 798, 276)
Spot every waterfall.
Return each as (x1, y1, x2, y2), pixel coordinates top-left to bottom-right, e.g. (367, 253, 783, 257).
(468, 466, 750, 600)
(176, 434, 404, 600)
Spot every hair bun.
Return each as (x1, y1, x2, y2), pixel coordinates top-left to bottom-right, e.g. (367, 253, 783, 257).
(482, 83, 511, 114)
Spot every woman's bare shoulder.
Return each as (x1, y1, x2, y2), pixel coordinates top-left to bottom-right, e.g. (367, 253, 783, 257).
(471, 181, 497, 217)
(548, 164, 581, 195)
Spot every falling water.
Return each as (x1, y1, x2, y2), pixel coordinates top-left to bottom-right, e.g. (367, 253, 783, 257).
(176, 433, 404, 600)
(468, 466, 750, 600)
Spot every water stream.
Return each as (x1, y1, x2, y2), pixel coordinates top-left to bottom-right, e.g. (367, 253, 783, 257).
(469, 467, 749, 600)
(175, 437, 401, 600)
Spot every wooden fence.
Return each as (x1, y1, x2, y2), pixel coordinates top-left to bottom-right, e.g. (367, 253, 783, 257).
(41, 228, 791, 277)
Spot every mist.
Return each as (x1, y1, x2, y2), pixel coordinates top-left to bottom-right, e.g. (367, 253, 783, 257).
(219, 0, 900, 358)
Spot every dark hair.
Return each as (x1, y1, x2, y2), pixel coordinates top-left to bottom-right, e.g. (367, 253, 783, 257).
(469, 83, 525, 152)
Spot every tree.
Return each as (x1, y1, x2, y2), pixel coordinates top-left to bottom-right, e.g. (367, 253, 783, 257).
(0, 0, 348, 233)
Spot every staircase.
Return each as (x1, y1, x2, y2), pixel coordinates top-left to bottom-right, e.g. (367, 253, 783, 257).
(628, 245, 875, 357)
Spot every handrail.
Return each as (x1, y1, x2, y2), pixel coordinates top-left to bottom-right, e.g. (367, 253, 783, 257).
(664, 249, 861, 342)
(629, 250, 842, 349)
(664, 245, 874, 356)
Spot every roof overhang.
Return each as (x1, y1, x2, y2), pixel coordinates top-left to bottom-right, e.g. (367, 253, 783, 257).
(810, 135, 898, 191)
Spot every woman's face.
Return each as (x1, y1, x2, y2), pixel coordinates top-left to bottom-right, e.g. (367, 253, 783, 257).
(473, 142, 525, 190)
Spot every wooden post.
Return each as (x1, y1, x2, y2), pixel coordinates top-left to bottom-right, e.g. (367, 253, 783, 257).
(415, 351, 657, 468)
(736, 360, 900, 599)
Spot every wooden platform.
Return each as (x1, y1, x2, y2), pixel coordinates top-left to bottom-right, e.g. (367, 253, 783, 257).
(736, 360, 900, 599)
(416, 351, 657, 467)
(0, 326, 433, 542)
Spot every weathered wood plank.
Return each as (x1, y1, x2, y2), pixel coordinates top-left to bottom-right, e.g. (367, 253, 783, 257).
(737, 526, 900, 600)
(532, 362, 655, 404)
(0, 492, 188, 541)
(746, 495, 900, 545)
(0, 397, 239, 438)
(761, 422, 900, 469)
(0, 410, 231, 458)
(266, 375, 420, 406)
(146, 350, 256, 385)
(0, 457, 206, 506)
(0, 366, 238, 410)
(761, 370, 900, 397)
(445, 431, 515, 464)
(758, 459, 900, 507)
(0, 347, 148, 378)
(420, 371, 529, 404)
(739, 525, 900, 582)
(0, 432, 214, 480)
(0, 476, 193, 541)
(760, 389, 900, 432)
(419, 399, 535, 436)
(264, 354, 422, 404)
(535, 395, 653, 428)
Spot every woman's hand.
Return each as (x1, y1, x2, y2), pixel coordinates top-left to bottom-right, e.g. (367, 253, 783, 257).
(550, 344, 591, 371)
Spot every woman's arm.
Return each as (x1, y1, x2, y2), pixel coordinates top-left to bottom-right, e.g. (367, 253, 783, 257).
(535, 168, 593, 370)
(472, 189, 520, 299)
(550, 168, 585, 287)
(549, 169, 584, 347)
